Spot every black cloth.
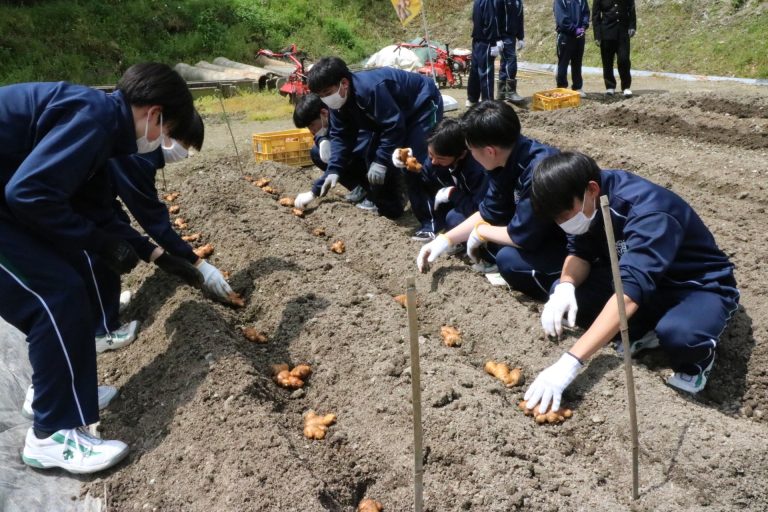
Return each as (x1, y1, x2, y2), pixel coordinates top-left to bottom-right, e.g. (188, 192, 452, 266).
(592, 0, 636, 41)
(600, 34, 632, 90)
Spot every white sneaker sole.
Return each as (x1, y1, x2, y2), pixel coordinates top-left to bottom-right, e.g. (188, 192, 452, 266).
(22, 445, 129, 474)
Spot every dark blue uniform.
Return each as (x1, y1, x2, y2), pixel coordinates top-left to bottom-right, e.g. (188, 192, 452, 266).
(554, 0, 590, 90)
(498, 0, 525, 83)
(478, 136, 566, 300)
(326, 68, 443, 231)
(309, 132, 366, 198)
(560, 170, 739, 375)
(0, 82, 138, 432)
(468, 0, 502, 102)
(421, 153, 489, 230)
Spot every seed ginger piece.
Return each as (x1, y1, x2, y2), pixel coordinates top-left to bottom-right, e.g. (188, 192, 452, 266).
(181, 232, 201, 242)
(272, 363, 312, 389)
(242, 327, 267, 343)
(244, 175, 255, 183)
(518, 400, 573, 425)
(163, 191, 180, 202)
(193, 243, 214, 259)
(227, 291, 245, 308)
(393, 294, 407, 308)
(168, 205, 180, 215)
(253, 177, 270, 188)
(358, 498, 384, 512)
(303, 410, 336, 440)
(278, 197, 294, 206)
(173, 217, 188, 230)
(261, 185, 278, 195)
(330, 240, 346, 254)
(312, 227, 326, 237)
(484, 361, 523, 387)
(292, 208, 305, 218)
(397, 147, 422, 173)
(441, 325, 462, 347)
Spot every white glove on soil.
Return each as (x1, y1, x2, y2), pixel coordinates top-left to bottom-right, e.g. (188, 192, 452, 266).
(524, 353, 583, 413)
(541, 282, 578, 338)
(318, 139, 332, 163)
(517, 39, 525, 51)
(391, 147, 412, 168)
(416, 234, 453, 273)
(319, 174, 339, 196)
(294, 191, 316, 208)
(197, 260, 233, 300)
(434, 186, 455, 208)
(466, 224, 487, 264)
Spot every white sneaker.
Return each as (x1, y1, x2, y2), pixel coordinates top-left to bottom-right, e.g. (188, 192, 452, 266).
(22, 426, 129, 474)
(465, 100, 477, 108)
(471, 261, 499, 274)
(623, 88, 633, 97)
(573, 89, 586, 98)
(606, 88, 615, 96)
(22, 385, 118, 420)
(95, 320, 139, 353)
(666, 357, 715, 394)
(614, 330, 660, 356)
(118, 290, 132, 313)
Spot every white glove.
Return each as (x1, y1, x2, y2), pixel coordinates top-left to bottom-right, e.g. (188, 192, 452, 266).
(197, 260, 233, 300)
(517, 39, 525, 51)
(368, 162, 388, 185)
(628, 28, 636, 38)
(294, 191, 316, 208)
(434, 186, 455, 208)
(541, 282, 578, 338)
(466, 224, 487, 264)
(319, 173, 339, 196)
(524, 353, 582, 413)
(318, 139, 331, 163)
(490, 42, 500, 57)
(391, 147, 411, 168)
(416, 234, 452, 273)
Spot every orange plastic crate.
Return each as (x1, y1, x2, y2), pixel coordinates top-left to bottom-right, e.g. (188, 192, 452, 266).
(532, 88, 581, 111)
(252, 128, 314, 167)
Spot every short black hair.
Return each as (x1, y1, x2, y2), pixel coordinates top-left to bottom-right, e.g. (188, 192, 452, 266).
(427, 118, 466, 158)
(461, 100, 521, 149)
(307, 56, 352, 93)
(293, 93, 326, 128)
(175, 109, 204, 151)
(531, 152, 602, 219)
(116, 62, 194, 141)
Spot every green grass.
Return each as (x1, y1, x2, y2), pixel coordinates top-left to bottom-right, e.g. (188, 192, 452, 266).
(195, 91, 295, 122)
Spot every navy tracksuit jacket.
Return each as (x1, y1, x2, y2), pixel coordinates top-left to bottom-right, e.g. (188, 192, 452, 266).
(421, 153, 489, 231)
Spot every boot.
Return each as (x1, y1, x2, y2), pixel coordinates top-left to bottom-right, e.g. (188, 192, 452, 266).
(505, 79, 524, 104)
(495, 80, 507, 101)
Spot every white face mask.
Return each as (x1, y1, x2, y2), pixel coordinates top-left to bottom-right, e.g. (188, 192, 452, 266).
(321, 82, 348, 110)
(161, 138, 189, 164)
(559, 190, 597, 235)
(136, 112, 163, 154)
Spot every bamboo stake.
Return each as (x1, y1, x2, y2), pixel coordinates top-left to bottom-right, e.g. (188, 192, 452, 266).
(405, 277, 424, 512)
(600, 195, 640, 500)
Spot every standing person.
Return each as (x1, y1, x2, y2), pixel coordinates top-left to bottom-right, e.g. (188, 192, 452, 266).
(307, 57, 444, 241)
(0, 62, 195, 474)
(523, 152, 739, 415)
(467, 0, 502, 106)
(497, 0, 526, 104)
(593, 0, 636, 97)
(554, 0, 591, 96)
(416, 101, 566, 300)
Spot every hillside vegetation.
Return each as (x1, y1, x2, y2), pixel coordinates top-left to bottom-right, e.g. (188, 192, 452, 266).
(0, 0, 765, 85)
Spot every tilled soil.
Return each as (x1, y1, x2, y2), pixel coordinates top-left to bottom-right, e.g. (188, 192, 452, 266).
(85, 85, 768, 511)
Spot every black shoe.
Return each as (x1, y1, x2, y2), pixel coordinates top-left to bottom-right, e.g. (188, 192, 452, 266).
(411, 230, 436, 242)
(344, 185, 366, 203)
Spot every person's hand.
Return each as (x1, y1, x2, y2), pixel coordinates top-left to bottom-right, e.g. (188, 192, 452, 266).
(575, 27, 585, 38)
(100, 239, 139, 275)
(541, 282, 578, 338)
(197, 260, 234, 300)
(496, 40, 504, 51)
(319, 174, 339, 196)
(294, 191, 316, 208)
(466, 223, 488, 264)
(434, 186, 455, 208)
(524, 353, 582, 413)
(155, 251, 203, 287)
(391, 147, 411, 168)
(628, 28, 636, 38)
(595, 39, 601, 46)
(516, 39, 525, 51)
(416, 234, 452, 273)
(318, 139, 331, 163)
(367, 162, 388, 185)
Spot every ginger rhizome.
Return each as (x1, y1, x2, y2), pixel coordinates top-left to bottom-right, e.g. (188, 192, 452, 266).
(292, 208, 305, 218)
(242, 327, 267, 343)
(331, 240, 346, 254)
(312, 227, 326, 237)
(253, 177, 270, 188)
(261, 185, 278, 195)
(518, 400, 573, 424)
(398, 148, 422, 172)
(193, 243, 214, 259)
(173, 218, 188, 230)
(181, 233, 201, 242)
(168, 205, 180, 215)
(441, 325, 462, 347)
(303, 411, 336, 440)
(393, 294, 407, 308)
(271, 363, 312, 389)
(163, 191, 180, 202)
(484, 361, 523, 387)
(227, 292, 245, 308)
(278, 197, 294, 207)
(358, 498, 384, 512)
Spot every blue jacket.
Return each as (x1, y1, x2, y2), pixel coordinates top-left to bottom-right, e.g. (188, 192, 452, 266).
(568, 170, 736, 305)
(326, 68, 440, 178)
(554, 0, 590, 35)
(472, 0, 502, 41)
(0, 82, 137, 253)
(108, 148, 199, 264)
(499, 0, 525, 40)
(310, 131, 371, 196)
(422, 153, 489, 211)
(478, 136, 563, 250)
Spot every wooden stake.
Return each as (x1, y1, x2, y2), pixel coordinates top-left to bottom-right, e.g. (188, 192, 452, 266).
(405, 277, 424, 512)
(600, 195, 640, 500)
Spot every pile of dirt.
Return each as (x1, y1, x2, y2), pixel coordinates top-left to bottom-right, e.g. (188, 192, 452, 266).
(85, 87, 768, 511)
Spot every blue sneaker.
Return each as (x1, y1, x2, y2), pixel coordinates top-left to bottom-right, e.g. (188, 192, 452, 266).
(411, 230, 436, 242)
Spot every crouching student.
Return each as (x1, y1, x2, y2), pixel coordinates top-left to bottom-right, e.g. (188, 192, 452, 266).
(307, 56, 443, 241)
(290, 93, 374, 210)
(523, 152, 739, 414)
(416, 101, 567, 301)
